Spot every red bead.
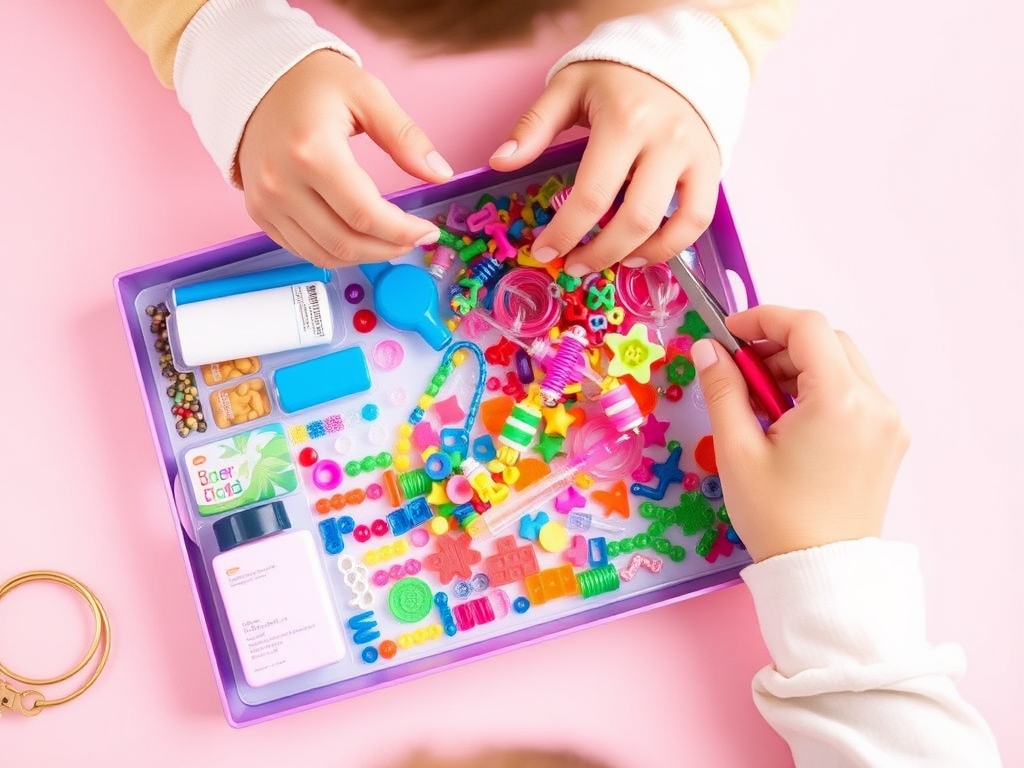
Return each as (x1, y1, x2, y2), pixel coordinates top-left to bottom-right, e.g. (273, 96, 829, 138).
(370, 518, 389, 537)
(298, 446, 319, 467)
(665, 384, 683, 402)
(353, 524, 372, 543)
(353, 309, 377, 333)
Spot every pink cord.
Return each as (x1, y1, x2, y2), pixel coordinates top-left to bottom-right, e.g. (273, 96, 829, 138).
(615, 263, 688, 328)
(491, 269, 561, 339)
(568, 413, 643, 481)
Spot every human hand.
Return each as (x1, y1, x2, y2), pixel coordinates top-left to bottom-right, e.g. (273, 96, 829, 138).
(691, 306, 909, 562)
(237, 50, 452, 267)
(489, 60, 721, 277)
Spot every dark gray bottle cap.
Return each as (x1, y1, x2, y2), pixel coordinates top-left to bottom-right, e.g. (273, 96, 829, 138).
(213, 502, 291, 552)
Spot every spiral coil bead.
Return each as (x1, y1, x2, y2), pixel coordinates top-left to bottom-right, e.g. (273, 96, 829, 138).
(539, 326, 587, 406)
(576, 564, 621, 599)
(491, 269, 561, 339)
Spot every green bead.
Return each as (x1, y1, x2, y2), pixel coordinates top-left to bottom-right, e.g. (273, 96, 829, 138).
(667, 439, 681, 453)
(717, 505, 730, 524)
(695, 525, 719, 557)
(345, 460, 360, 476)
(426, 384, 440, 396)
(361, 456, 377, 472)
(669, 546, 686, 562)
(619, 539, 635, 554)
(652, 537, 671, 554)
(647, 521, 666, 537)
(677, 309, 710, 340)
(388, 577, 434, 624)
(375, 452, 393, 468)
(437, 503, 456, 518)
(607, 540, 621, 558)
(634, 533, 651, 549)
(638, 502, 661, 519)
(665, 355, 696, 386)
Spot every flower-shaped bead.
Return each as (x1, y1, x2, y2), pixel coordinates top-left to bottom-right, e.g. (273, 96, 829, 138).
(604, 323, 665, 384)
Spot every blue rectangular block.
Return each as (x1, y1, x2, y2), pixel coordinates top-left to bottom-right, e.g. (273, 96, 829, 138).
(273, 346, 370, 413)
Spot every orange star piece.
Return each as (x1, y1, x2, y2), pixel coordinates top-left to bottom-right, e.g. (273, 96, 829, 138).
(590, 480, 631, 519)
(541, 402, 577, 437)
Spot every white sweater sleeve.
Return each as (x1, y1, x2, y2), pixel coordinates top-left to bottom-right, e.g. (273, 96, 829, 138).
(548, 7, 750, 172)
(742, 539, 1002, 768)
(174, 0, 360, 184)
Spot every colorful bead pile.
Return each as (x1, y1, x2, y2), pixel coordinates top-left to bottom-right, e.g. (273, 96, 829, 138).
(146, 302, 207, 437)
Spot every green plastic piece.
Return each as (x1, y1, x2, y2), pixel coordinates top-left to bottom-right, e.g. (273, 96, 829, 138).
(345, 460, 361, 476)
(360, 455, 377, 473)
(375, 452, 393, 469)
(677, 310, 710, 340)
(716, 505, 730, 524)
(665, 355, 696, 386)
(534, 431, 565, 463)
(695, 525, 719, 557)
(388, 577, 434, 624)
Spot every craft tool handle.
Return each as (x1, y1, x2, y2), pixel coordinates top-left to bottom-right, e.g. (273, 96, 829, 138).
(734, 346, 793, 423)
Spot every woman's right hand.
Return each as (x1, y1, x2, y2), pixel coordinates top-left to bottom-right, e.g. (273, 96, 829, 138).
(691, 306, 909, 562)
(237, 50, 452, 267)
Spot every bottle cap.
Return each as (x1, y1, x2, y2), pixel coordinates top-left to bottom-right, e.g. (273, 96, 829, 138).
(213, 502, 291, 552)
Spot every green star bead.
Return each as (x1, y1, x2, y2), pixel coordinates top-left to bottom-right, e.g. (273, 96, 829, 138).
(677, 309, 710, 340)
(534, 431, 565, 462)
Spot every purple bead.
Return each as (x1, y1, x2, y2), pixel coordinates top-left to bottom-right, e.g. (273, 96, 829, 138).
(345, 283, 365, 304)
(514, 348, 535, 383)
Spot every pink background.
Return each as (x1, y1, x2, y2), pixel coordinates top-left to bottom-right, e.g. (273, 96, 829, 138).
(2, 1, 1021, 764)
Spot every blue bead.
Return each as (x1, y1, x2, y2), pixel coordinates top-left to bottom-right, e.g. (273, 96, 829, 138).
(470, 573, 490, 592)
(361, 646, 379, 664)
(337, 515, 356, 534)
(317, 518, 343, 555)
(472, 434, 497, 462)
(512, 596, 530, 614)
(453, 580, 473, 599)
(701, 474, 723, 501)
(361, 403, 380, 421)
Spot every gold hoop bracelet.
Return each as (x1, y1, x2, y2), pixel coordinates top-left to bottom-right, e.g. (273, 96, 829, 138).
(0, 571, 111, 717)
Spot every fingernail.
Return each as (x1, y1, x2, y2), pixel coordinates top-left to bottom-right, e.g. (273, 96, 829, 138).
(566, 263, 590, 278)
(490, 140, 518, 160)
(426, 151, 454, 178)
(691, 339, 718, 372)
(621, 256, 647, 268)
(531, 245, 558, 263)
(414, 229, 440, 247)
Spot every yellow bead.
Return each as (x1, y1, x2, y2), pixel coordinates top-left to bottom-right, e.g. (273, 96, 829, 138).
(452, 349, 468, 366)
(538, 521, 570, 553)
(413, 627, 428, 643)
(575, 472, 595, 489)
(394, 455, 411, 471)
(397, 439, 411, 453)
(429, 516, 450, 536)
(364, 550, 380, 565)
(380, 545, 394, 560)
(398, 634, 414, 649)
(418, 394, 434, 410)
(398, 423, 414, 438)
(428, 623, 443, 639)
(395, 539, 409, 555)
(421, 446, 438, 461)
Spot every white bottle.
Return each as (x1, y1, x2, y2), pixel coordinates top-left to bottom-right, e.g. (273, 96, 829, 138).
(173, 281, 334, 366)
(211, 503, 345, 688)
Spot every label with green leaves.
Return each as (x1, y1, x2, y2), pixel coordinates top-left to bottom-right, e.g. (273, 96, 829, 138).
(183, 423, 298, 516)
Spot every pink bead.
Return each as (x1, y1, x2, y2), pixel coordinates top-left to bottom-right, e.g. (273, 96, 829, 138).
(371, 518, 389, 537)
(372, 569, 389, 587)
(366, 483, 383, 500)
(486, 376, 501, 391)
(683, 472, 700, 491)
(405, 558, 422, 575)
(353, 525, 371, 543)
(446, 475, 474, 505)
(409, 528, 430, 548)
(388, 563, 404, 580)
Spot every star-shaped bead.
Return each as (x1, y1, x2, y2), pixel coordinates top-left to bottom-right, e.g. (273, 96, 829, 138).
(604, 323, 665, 384)
(534, 430, 565, 462)
(541, 402, 577, 437)
(639, 413, 670, 448)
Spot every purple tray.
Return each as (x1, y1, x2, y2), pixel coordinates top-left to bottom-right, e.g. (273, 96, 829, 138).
(114, 139, 758, 726)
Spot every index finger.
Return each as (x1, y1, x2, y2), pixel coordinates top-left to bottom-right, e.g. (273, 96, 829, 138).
(310, 141, 438, 246)
(724, 306, 856, 392)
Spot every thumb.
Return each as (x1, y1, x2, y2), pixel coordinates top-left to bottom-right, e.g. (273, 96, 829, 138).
(356, 87, 454, 183)
(692, 339, 766, 450)
(490, 81, 578, 171)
